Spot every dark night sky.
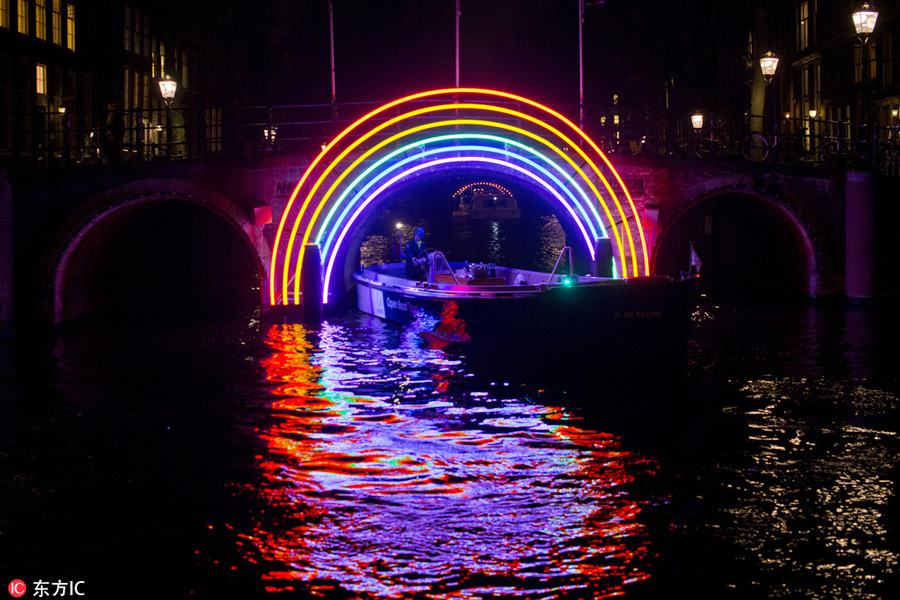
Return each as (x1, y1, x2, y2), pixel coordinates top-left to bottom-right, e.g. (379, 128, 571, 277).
(330, 1, 582, 107)
(256, 0, 721, 119)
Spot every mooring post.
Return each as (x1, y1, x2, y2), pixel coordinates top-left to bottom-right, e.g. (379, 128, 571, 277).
(845, 171, 875, 299)
(593, 238, 614, 277)
(301, 243, 323, 326)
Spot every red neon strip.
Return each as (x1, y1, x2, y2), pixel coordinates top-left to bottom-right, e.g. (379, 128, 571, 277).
(271, 88, 649, 306)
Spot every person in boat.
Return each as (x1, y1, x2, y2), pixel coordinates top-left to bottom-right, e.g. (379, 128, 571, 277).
(404, 227, 428, 281)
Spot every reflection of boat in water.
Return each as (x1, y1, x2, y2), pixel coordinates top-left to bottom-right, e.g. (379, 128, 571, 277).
(452, 182, 521, 219)
(353, 247, 694, 361)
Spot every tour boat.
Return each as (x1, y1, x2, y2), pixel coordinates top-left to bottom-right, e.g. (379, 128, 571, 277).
(452, 193, 521, 219)
(353, 247, 694, 357)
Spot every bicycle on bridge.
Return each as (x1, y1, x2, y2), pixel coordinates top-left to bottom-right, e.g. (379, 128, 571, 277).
(736, 117, 878, 169)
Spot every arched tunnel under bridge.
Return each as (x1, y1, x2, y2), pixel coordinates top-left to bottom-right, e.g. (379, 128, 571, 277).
(268, 87, 652, 311)
(45, 185, 267, 326)
(653, 188, 822, 299)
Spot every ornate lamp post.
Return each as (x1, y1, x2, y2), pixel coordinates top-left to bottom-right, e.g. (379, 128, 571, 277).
(759, 51, 780, 159)
(691, 112, 710, 157)
(158, 74, 177, 106)
(853, 3, 878, 167)
(395, 222, 404, 260)
(760, 51, 779, 85)
(263, 126, 278, 149)
(158, 74, 177, 156)
(691, 113, 704, 131)
(853, 3, 878, 45)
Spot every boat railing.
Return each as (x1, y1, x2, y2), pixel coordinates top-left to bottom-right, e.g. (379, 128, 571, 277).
(427, 250, 460, 285)
(547, 246, 574, 283)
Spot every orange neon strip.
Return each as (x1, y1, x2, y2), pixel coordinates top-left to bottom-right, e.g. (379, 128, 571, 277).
(271, 88, 649, 305)
(269, 89, 480, 305)
(315, 119, 614, 253)
(287, 105, 635, 303)
(294, 116, 626, 303)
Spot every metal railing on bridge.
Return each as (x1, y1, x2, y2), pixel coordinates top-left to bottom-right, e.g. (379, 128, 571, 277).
(692, 113, 900, 175)
(3, 101, 900, 175)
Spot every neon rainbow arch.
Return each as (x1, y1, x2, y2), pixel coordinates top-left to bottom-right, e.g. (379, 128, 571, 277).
(269, 88, 650, 306)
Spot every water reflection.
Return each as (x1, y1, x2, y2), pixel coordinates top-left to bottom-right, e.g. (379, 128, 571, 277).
(236, 320, 658, 597)
(537, 215, 566, 272)
(718, 377, 899, 599)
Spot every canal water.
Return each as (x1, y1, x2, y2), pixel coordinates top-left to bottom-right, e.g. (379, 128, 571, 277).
(2, 220, 899, 599)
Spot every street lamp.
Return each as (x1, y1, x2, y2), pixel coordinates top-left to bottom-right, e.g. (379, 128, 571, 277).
(158, 74, 177, 157)
(853, 3, 879, 167)
(807, 109, 819, 156)
(158, 74, 177, 107)
(760, 51, 779, 85)
(691, 113, 704, 131)
(59, 106, 70, 165)
(760, 51, 780, 155)
(263, 126, 278, 149)
(395, 222, 404, 260)
(853, 3, 878, 45)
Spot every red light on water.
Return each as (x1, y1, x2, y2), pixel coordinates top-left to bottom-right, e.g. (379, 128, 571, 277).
(230, 323, 657, 597)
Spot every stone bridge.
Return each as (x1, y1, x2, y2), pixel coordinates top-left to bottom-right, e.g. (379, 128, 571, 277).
(1, 149, 896, 334)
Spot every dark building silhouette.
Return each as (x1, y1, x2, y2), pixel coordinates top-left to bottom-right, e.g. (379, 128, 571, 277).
(3, 0, 900, 166)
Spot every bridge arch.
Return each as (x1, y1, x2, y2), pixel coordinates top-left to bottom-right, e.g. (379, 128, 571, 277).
(654, 183, 823, 297)
(44, 178, 269, 325)
(270, 88, 651, 307)
(327, 158, 600, 296)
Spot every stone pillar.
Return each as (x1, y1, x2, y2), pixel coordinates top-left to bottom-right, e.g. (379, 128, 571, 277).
(301, 243, 323, 327)
(845, 171, 875, 299)
(0, 171, 12, 334)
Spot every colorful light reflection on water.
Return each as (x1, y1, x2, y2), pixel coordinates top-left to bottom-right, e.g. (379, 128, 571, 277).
(234, 319, 658, 598)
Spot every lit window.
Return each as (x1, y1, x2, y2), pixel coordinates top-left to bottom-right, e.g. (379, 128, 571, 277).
(142, 14, 148, 56)
(206, 107, 222, 153)
(36, 63, 47, 95)
(17, 0, 27, 35)
(867, 43, 877, 80)
(35, 0, 45, 39)
(132, 69, 139, 110)
(65, 2, 73, 50)
(51, 0, 60, 45)
(798, 1, 809, 51)
(1, 0, 9, 29)
(123, 67, 130, 110)
(802, 67, 809, 104)
(123, 4, 130, 51)
(131, 7, 140, 54)
(143, 72, 149, 111)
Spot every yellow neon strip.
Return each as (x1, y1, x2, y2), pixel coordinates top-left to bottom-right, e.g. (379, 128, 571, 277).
(272, 88, 649, 305)
(270, 89, 483, 305)
(306, 117, 621, 285)
(288, 104, 635, 303)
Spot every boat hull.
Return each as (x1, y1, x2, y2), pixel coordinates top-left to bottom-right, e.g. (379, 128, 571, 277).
(353, 266, 695, 359)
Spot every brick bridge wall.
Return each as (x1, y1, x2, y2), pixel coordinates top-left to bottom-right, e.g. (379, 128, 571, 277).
(611, 155, 848, 296)
(3, 152, 897, 332)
